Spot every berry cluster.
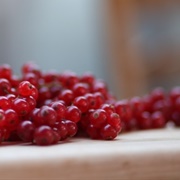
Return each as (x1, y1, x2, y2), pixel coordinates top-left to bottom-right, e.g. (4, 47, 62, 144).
(115, 87, 180, 131)
(0, 63, 120, 145)
(0, 63, 179, 146)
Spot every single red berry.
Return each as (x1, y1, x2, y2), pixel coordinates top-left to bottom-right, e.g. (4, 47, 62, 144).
(137, 111, 152, 130)
(124, 118, 138, 131)
(54, 121, 68, 140)
(64, 120, 78, 137)
(12, 98, 31, 116)
(33, 125, 54, 145)
(58, 89, 74, 105)
(30, 86, 38, 100)
(39, 106, 57, 126)
(4, 109, 19, 130)
(72, 83, 89, 97)
(66, 105, 81, 123)
(93, 92, 105, 109)
(18, 81, 34, 97)
(89, 109, 107, 128)
(0, 64, 12, 80)
(0, 78, 11, 95)
(130, 96, 145, 118)
(101, 103, 115, 117)
(86, 124, 100, 139)
(51, 101, 66, 121)
(51, 129, 61, 144)
(31, 108, 44, 126)
(152, 100, 169, 117)
(150, 87, 166, 103)
(50, 84, 62, 98)
(73, 96, 89, 113)
(100, 124, 117, 140)
(151, 111, 166, 129)
(24, 96, 36, 111)
(59, 71, 79, 89)
(17, 121, 35, 142)
(84, 93, 96, 109)
(0, 96, 11, 110)
(142, 94, 153, 112)
(115, 123, 122, 134)
(107, 113, 121, 129)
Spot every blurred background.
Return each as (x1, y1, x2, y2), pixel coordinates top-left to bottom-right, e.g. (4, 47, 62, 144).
(0, 0, 180, 99)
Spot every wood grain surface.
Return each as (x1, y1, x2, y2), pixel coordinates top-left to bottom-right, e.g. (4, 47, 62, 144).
(0, 128, 180, 180)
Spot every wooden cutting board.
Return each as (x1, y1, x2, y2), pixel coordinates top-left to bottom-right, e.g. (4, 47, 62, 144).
(0, 128, 180, 180)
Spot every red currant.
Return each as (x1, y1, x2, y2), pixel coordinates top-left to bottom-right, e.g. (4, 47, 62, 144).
(17, 121, 35, 142)
(33, 125, 54, 145)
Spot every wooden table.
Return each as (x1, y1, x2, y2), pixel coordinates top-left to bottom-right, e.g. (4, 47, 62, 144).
(0, 128, 179, 180)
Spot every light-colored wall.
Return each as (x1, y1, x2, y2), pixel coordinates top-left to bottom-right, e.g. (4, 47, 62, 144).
(0, 0, 107, 81)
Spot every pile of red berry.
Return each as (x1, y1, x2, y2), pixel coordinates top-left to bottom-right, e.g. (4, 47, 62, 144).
(0, 62, 179, 146)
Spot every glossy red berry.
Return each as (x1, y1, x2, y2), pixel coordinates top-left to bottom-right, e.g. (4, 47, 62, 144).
(0, 78, 11, 95)
(17, 121, 35, 142)
(54, 121, 68, 140)
(18, 81, 34, 96)
(72, 83, 89, 97)
(93, 92, 105, 109)
(73, 96, 89, 113)
(33, 125, 54, 145)
(84, 93, 96, 109)
(24, 96, 36, 111)
(66, 105, 81, 123)
(150, 87, 166, 103)
(12, 98, 30, 116)
(89, 109, 107, 128)
(101, 104, 115, 117)
(86, 124, 100, 139)
(51, 101, 66, 121)
(18, 81, 38, 100)
(64, 120, 78, 137)
(59, 71, 79, 89)
(4, 109, 19, 130)
(151, 111, 166, 129)
(137, 111, 152, 130)
(0, 64, 12, 80)
(100, 124, 117, 140)
(0, 96, 11, 110)
(130, 97, 145, 117)
(39, 106, 57, 126)
(59, 89, 74, 105)
(107, 113, 121, 129)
